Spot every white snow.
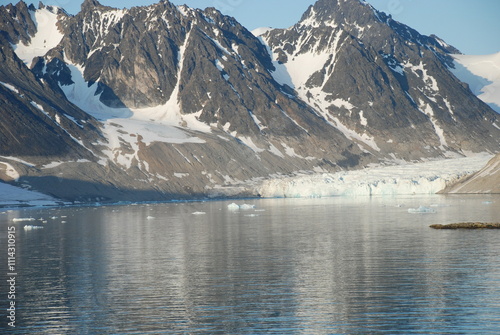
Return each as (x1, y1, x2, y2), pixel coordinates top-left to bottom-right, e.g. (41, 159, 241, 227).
(258, 154, 493, 198)
(451, 52, 500, 113)
(0, 81, 20, 94)
(237, 136, 265, 153)
(418, 99, 448, 149)
(12, 7, 64, 65)
(59, 47, 211, 170)
(251, 27, 273, 37)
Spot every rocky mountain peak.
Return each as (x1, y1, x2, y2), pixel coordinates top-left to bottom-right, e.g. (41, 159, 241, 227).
(299, 0, 379, 28)
(81, 0, 107, 11)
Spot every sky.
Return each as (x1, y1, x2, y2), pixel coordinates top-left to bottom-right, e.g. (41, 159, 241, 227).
(3, 0, 499, 55)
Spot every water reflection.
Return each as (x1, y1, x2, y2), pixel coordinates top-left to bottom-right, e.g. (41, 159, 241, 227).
(1, 196, 499, 334)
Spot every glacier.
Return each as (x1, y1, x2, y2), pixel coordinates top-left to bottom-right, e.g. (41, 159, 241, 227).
(257, 154, 493, 198)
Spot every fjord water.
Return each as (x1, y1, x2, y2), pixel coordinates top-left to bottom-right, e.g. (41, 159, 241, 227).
(1, 195, 500, 334)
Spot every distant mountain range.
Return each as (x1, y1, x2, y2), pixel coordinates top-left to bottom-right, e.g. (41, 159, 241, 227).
(0, 0, 499, 203)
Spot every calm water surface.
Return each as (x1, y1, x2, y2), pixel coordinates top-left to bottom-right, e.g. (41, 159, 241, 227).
(1, 195, 500, 334)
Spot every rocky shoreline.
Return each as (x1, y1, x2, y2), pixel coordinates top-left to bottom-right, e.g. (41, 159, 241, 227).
(430, 223, 500, 230)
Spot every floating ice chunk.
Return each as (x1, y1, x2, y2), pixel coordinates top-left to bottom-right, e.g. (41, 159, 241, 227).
(240, 204, 256, 210)
(13, 218, 36, 222)
(408, 206, 436, 214)
(227, 203, 240, 211)
(192, 212, 206, 215)
(245, 214, 259, 217)
(146, 216, 155, 220)
(24, 225, 44, 230)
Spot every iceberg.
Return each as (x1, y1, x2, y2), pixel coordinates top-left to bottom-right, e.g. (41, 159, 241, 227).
(227, 203, 240, 211)
(408, 206, 436, 214)
(23, 225, 44, 230)
(240, 204, 256, 210)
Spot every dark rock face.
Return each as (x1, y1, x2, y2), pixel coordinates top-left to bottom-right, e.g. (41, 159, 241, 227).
(0, 0, 499, 202)
(260, 0, 500, 159)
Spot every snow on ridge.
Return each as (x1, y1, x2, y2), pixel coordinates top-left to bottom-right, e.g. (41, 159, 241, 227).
(12, 7, 64, 65)
(257, 154, 493, 198)
(451, 52, 500, 113)
(251, 27, 273, 37)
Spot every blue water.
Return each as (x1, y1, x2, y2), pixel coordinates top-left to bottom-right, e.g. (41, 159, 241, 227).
(1, 195, 500, 334)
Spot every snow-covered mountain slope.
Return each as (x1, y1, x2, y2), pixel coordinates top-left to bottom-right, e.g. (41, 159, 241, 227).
(0, 0, 499, 203)
(257, 154, 493, 198)
(450, 52, 500, 113)
(257, 0, 500, 159)
(11, 4, 64, 66)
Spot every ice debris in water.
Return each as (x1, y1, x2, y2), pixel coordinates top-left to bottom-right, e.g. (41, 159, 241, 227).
(24, 225, 44, 230)
(146, 216, 155, 220)
(192, 212, 206, 215)
(228, 203, 256, 211)
(13, 218, 36, 222)
(408, 206, 436, 214)
(227, 203, 240, 211)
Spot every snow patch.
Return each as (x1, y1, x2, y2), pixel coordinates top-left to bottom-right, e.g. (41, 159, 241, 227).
(12, 7, 64, 65)
(0, 81, 20, 94)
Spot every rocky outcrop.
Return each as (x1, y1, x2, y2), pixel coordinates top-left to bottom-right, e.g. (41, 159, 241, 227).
(430, 223, 500, 230)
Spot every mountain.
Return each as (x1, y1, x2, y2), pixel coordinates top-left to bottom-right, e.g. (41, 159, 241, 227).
(0, 0, 499, 203)
(257, 0, 500, 160)
(440, 154, 500, 194)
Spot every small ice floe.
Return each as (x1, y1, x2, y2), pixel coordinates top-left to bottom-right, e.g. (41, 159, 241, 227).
(61, 221, 67, 224)
(146, 216, 155, 220)
(13, 218, 36, 222)
(482, 201, 493, 205)
(408, 206, 436, 214)
(24, 225, 44, 230)
(192, 212, 206, 215)
(50, 216, 58, 220)
(245, 214, 259, 217)
(228, 203, 257, 211)
(227, 203, 240, 211)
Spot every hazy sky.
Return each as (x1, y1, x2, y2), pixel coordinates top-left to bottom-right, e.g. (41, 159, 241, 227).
(4, 0, 499, 54)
